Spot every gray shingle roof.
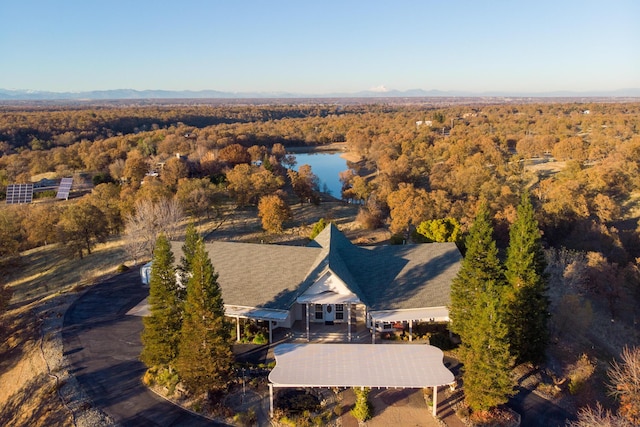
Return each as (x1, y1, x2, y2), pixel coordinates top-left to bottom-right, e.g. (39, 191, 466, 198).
(170, 224, 462, 312)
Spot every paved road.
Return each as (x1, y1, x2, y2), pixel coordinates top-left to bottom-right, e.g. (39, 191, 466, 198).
(508, 386, 574, 427)
(63, 269, 220, 426)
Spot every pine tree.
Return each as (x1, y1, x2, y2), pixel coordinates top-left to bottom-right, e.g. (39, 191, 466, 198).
(178, 223, 199, 292)
(505, 192, 550, 364)
(140, 235, 183, 369)
(459, 289, 514, 411)
(450, 204, 504, 339)
(449, 203, 514, 412)
(176, 237, 233, 396)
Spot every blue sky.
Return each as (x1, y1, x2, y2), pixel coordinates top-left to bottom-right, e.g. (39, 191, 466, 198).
(1, 1, 638, 94)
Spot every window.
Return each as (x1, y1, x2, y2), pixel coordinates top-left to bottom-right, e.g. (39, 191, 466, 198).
(315, 304, 323, 320)
(335, 304, 344, 320)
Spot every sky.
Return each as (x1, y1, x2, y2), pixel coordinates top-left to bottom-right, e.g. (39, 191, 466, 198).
(1, 0, 639, 94)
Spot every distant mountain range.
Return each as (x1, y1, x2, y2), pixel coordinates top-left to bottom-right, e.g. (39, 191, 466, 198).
(1, 87, 639, 101)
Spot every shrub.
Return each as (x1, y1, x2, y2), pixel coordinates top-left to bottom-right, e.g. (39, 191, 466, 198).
(568, 353, 595, 395)
(310, 218, 328, 240)
(233, 409, 256, 427)
(252, 331, 268, 345)
(116, 264, 129, 273)
(356, 206, 384, 230)
(351, 388, 373, 422)
(389, 233, 405, 245)
(429, 331, 455, 350)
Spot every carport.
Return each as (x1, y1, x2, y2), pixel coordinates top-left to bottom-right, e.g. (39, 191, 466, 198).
(268, 343, 455, 418)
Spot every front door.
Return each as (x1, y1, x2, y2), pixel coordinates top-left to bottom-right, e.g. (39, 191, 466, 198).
(325, 304, 335, 322)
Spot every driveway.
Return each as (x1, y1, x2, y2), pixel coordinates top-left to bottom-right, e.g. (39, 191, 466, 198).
(508, 386, 574, 427)
(63, 269, 221, 426)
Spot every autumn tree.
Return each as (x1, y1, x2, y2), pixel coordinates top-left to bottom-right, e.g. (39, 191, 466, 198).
(226, 164, 283, 207)
(88, 183, 123, 234)
(387, 183, 429, 235)
(0, 207, 23, 257)
(141, 235, 183, 371)
(176, 237, 233, 397)
(176, 177, 220, 219)
(504, 192, 549, 364)
(161, 156, 189, 190)
(607, 346, 640, 425)
(217, 143, 249, 166)
(58, 199, 109, 259)
(356, 194, 386, 230)
(21, 203, 61, 248)
(258, 193, 291, 233)
(288, 164, 319, 204)
(450, 203, 514, 412)
(123, 151, 149, 188)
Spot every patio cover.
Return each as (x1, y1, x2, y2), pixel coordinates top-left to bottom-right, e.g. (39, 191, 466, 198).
(269, 343, 453, 388)
(225, 305, 289, 321)
(369, 306, 450, 323)
(268, 343, 454, 418)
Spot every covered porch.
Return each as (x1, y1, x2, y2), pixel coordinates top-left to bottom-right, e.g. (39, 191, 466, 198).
(268, 343, 455, 418)
(368, 307, 450, 344)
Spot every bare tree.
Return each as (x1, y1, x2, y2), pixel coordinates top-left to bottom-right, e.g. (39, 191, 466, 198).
(568, 403, 633, 427)
(608, 347, 640, 425)
(124, 198, 184, 263)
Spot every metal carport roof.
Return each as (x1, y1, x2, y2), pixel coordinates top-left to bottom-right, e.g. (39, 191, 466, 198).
(269, 343, 454, 388)
(267, 343, 454, 418)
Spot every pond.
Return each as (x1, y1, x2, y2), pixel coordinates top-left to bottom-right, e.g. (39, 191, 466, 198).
(292, 151, 350, 199)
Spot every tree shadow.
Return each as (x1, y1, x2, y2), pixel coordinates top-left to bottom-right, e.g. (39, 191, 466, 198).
(0, 373, 72, 426)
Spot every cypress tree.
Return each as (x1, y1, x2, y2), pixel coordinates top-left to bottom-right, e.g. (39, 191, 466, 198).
(141, 234, 183, 370)
(449, 203, 514, 412)
(176, 237, 233, 396)
(505, 192, 550, 364)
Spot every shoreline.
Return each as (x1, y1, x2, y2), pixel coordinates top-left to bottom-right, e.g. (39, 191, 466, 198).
(286, 142, 362, 163)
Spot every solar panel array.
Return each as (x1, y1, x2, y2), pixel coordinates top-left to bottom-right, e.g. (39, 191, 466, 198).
(56, 177, 73, 200)
(6, 183, 34, 204)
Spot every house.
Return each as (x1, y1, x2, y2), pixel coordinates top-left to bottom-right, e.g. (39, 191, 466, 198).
(168, 224, 462, 343)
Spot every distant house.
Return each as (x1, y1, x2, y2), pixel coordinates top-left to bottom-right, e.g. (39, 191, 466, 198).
(168, 224, 462, 342)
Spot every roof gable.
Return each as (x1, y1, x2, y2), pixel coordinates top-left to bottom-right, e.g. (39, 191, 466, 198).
(169, 225, 461, 313)
(297, 269, 361, 304)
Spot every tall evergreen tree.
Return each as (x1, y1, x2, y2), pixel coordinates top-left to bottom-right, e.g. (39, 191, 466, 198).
(505, 192, 550, 364)
(449, 203, 514, 412)
(176, 237, 233, 396)
(140, 234, 183, 370)
(450, 204, 504, 339)
(178, 222, 199, 292)
(460, 290, 514, 411)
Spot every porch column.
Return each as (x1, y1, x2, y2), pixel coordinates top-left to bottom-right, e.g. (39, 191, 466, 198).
(347, 302, 352, 342)
(432, 386, 438, 417)
(409, 319, 413, 342)
(306, 303, 310, 342)
(268, 321, 273, 344)
(371, 315, 376, 344)
(269, 384, 274, 418)
(236, 316, 241, 342)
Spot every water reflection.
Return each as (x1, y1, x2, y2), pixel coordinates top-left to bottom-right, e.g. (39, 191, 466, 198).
(292, 152, 349, 198)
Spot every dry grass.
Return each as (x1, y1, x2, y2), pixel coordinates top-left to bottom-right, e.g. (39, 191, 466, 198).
(0, 237, 131, 427)
(0, 197, 372, 427)
(4, 238, 130, 307)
